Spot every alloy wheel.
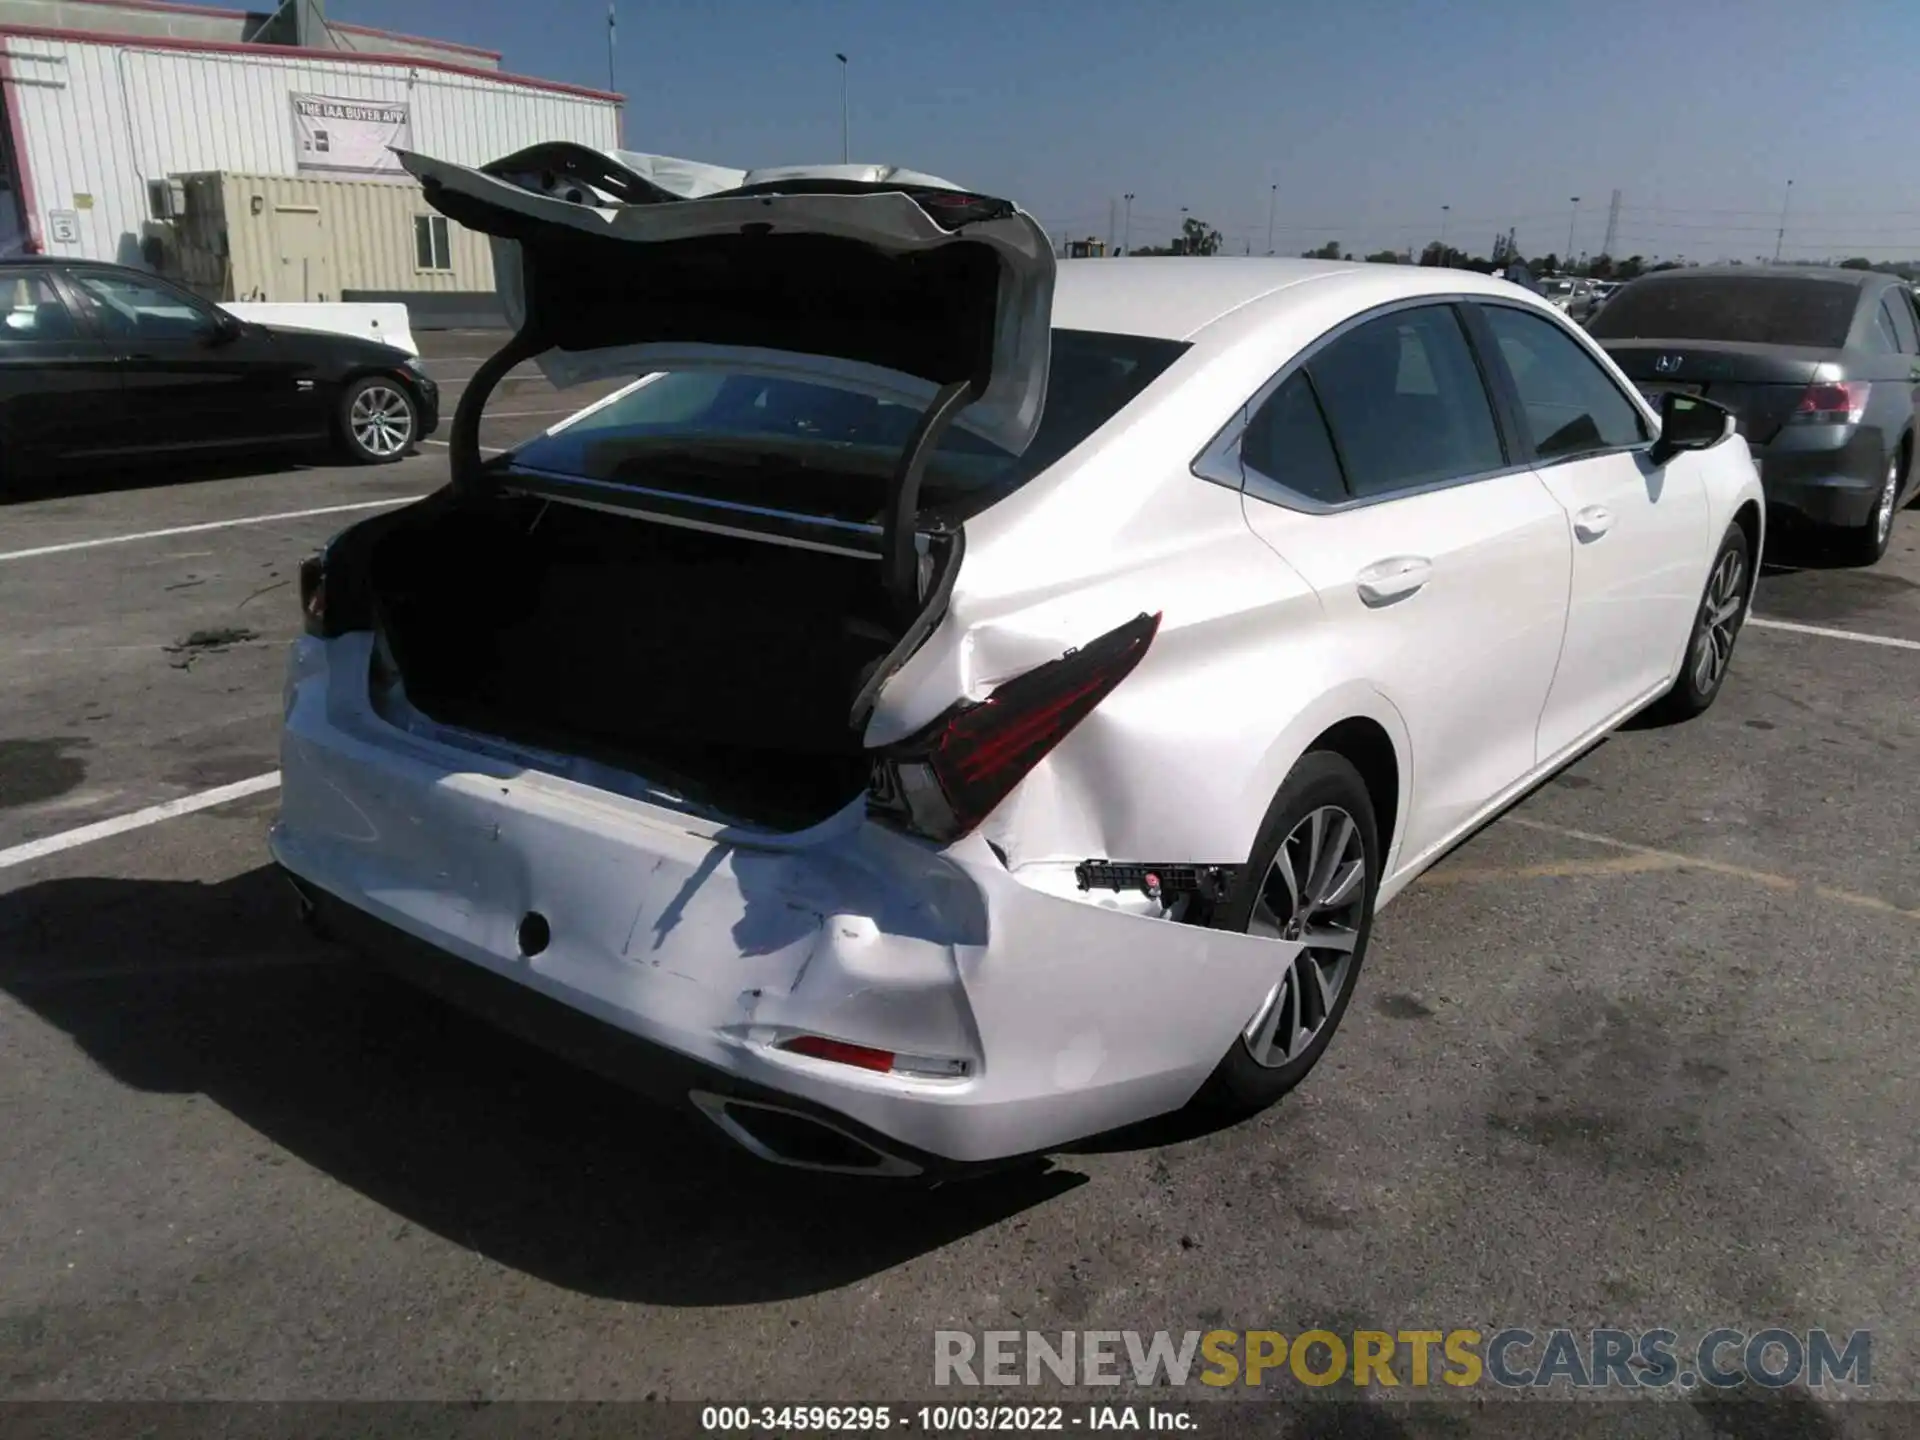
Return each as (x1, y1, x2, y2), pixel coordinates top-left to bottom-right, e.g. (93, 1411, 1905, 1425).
(1691, 545, 1746, 694)
(1242, 805, 1366, 1069)
(350, 385, 414, 458)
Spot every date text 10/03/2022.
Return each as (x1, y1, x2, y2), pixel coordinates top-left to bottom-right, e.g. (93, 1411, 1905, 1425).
(702, 1407, 1192, 1431)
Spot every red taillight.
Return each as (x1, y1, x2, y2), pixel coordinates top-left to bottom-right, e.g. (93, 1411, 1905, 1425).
(1792, 380, 1870, 425)
(867, 611, 1161, 843)
(298, 553, 327, 636)
(779, 1036, 896, 1072)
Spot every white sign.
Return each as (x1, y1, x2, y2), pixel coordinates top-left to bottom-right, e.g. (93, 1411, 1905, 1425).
(291, 93, 410, 175)
(47, 209, 79, 244)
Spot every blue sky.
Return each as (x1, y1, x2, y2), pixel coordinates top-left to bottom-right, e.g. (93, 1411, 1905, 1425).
(332, 0, 1920, 264)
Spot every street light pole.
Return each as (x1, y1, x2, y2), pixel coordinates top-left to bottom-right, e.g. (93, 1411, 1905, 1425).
(1439, 203, 1450, 258)
(1266, 184, 1277, 255)
(1773, 179, 1793, 264)
(1566, 197, 1580, 264)
(1179, 206, 1189, 255)
(1122, 193, 1133, 255)
(835, 53, 849, 163)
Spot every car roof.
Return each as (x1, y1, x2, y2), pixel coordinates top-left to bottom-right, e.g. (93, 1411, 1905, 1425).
(1051, 257, 1526, 342)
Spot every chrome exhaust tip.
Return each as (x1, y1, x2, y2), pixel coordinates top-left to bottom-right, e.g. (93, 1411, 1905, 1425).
(688, 1091, 923, 1178)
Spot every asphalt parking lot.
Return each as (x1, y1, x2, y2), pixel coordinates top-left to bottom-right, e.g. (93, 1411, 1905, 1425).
(2, 329, 1917, 1423)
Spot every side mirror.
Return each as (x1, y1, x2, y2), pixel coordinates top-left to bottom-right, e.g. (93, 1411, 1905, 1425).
(207, 313, 245, 345)
(1649, 391, 1733, 465)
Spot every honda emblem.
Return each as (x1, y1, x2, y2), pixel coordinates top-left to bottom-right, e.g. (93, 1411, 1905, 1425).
(1653, 353, 1683, 375)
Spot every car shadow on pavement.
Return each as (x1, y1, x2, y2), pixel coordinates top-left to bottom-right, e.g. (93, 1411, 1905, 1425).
(3, 451, 323, 504)
(0, 864, 1084, 1305)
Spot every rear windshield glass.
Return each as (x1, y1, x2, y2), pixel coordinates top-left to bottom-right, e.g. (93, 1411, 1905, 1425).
(505, 329, 1190, 525)
(1587, 277, 1857, 348)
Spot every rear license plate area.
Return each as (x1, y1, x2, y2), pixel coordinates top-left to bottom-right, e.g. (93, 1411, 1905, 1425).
(1639, 380, 1703, 406)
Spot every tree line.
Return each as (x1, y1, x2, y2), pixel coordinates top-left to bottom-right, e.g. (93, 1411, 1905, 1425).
(1120, 219, 1920, 279)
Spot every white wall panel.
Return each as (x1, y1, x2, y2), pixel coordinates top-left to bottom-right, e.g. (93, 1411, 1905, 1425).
(3, 33, 618, 265)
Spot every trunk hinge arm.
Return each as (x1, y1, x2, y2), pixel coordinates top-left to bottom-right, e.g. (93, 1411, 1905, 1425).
(882, 377, 978, 621)
(448, 323, 549, 497)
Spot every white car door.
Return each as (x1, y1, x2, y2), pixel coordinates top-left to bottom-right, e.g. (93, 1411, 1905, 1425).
(1232, 302, 1574, 870)
(1470, 302, 1712, 759)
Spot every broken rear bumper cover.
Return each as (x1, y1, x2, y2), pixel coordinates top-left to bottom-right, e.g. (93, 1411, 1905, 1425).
(269, 634, 1292, 1170)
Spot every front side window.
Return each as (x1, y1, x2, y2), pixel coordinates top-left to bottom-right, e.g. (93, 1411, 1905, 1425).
(0, 271, 79, 343)
(508, 328, 1190, 523)
(1240, 371, 1346, 504)
(68, 270, 215, 341)
(1305, 304, 1505, 499)
(1480, 303, 1649, 459)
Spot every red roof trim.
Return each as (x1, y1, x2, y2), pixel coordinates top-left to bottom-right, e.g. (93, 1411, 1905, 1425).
(49, 0, 249, 18)
(0, 23, 623, 103)
(331, 21, 502, 62)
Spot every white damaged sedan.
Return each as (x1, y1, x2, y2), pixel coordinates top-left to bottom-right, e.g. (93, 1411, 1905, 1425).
(273, 143, 1765, 1177)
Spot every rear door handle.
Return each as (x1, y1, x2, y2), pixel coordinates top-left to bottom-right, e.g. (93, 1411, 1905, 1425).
(1355, 555, 1432, 606)
(1573, 505, 1614, 542)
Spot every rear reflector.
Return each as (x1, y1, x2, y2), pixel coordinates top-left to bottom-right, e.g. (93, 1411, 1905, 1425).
(780, 1035, 894, 1072)
(1791, 379, 1870, 425)
(867, 611, 1161, 844)
(778, 1035, 970, 1079)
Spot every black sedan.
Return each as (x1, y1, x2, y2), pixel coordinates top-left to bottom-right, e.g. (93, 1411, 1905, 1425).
(1588, 265, 1920, 564)
(0, 258, 439, 482)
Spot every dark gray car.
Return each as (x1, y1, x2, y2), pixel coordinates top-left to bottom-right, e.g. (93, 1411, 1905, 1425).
(1588, 266, 1920, 564)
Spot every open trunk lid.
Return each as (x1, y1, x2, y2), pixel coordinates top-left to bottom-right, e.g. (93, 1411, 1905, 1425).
(1599, 339, 1831, 444)
(401, 142, 1055, 456)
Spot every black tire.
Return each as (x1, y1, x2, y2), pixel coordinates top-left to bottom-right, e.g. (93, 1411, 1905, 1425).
(1195, 750, 1381, 1118)
(1644, 521, 1751, 724)
(337, 375, 419, 465)
(1834, 446, 1903, 567)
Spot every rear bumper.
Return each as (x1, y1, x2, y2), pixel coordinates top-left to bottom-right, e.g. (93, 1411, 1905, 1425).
(1753, 431, 1888, 529)
(270, 633, 1291, 1168)
(283, 867, 992, 1178)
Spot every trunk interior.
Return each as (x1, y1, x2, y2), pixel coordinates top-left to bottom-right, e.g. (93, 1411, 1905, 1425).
(365, 495, 911, 831)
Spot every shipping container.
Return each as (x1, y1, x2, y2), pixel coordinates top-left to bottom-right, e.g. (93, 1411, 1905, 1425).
(164, 170, 496, 301)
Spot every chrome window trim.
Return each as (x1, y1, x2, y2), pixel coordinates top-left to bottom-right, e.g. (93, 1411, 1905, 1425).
(1190, 293, 1522, 515)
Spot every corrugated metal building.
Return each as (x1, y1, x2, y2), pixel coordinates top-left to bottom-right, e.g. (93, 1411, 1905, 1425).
(0, 0, 622, 300)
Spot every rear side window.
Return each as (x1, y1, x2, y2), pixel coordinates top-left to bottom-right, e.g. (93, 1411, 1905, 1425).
(1587, 277, 1858, 349)
(1480, 304, 1650, 459)
(1240, 372, 1347, 504)
(1880, 296, 1916, 354)
(0, 271, 80, 343)
(1306, 304, 1505, 499)
(1871, 301, 1900, 354)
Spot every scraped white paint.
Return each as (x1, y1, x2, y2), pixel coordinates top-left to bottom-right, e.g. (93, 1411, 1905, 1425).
(0, 773, 281, 871)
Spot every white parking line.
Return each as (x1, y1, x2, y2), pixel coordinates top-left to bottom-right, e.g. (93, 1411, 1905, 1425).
(1748, 616, 1920, 652)
(422, 439, 506, 454)
(482, 407, 579, 419)
(0, 497, 422, 564)
(0, 772, 281, 872)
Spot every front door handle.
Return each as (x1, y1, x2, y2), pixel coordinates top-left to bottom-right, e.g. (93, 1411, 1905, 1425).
(1573, 505, 1614, 542)
(1355, 555, 1432, 606)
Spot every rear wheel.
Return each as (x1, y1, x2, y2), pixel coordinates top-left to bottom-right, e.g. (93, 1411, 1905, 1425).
(1197, 751, 1380, 1117)
(1836, 447, 1903, 566)
(338, 376, 418, 464)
